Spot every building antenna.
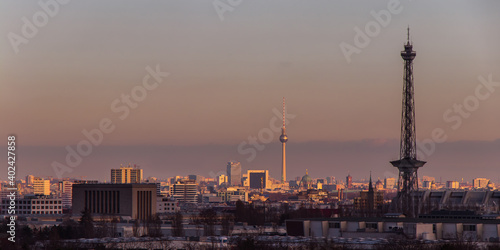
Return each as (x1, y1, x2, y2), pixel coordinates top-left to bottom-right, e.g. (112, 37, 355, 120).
(407, 26, 410, 43)
(282, 97, 286, 127)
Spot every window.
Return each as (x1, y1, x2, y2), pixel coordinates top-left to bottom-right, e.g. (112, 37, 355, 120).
(463, 225, 476, 231)
(329, 222, 340, 229)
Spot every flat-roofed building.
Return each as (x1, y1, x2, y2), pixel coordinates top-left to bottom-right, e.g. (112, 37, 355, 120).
(33, 178, 50, 196)
(473, 178, 490, 189)
(286, 212, 500, 241)
(1, 195, 62, 216)
(170, 179, 198, 203)
(384, 177, 396, 189)
(111, 165, 143, 184)
(247, 170, 270, 189)
(156, 197, 179, 214)
(446, 181, 459, 189)
(72, 183, 156, 220)
(59, 180, 73, 208)
(218, 187, 248, 202)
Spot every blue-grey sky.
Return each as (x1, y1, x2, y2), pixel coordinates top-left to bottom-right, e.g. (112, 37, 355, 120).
(1, 0, 499, 182)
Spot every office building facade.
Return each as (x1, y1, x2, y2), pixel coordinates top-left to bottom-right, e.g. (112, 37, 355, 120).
(227, 161, 242, 186)
(247, 170, 270, 189)
(33, 178, 50, 196)
(1, 196, 62, 216)
(111, 166, 143, 184)
(72, 183, 156, 220)
(170, 179, 198, 203)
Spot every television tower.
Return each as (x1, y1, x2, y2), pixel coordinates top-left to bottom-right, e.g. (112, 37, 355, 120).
(390, 27, 426, 217)
(279, 97, 288, 183)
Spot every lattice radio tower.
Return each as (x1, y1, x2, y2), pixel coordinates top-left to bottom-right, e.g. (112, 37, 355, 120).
(390, 27, 426, 218)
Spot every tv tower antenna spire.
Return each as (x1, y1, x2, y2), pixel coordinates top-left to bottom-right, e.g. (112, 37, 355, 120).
(407, 26, 410, 43)
(282, 97, 286, 127)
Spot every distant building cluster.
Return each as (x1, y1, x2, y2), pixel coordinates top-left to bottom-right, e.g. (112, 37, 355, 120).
(0, 160, 498, 244)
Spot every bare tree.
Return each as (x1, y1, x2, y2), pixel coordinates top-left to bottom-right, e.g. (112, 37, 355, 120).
(221, 213, 234, 236)
(133, 219, 140, 237)
(79, 208, 94, 238)
(110, 217, 119, 237)
(199, 208, 217, 236)
(171, 211, 185, 237)
(147, 214, 163, 237)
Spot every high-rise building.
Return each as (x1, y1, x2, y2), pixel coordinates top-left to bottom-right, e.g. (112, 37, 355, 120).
(346, 174, 353, 189)
(384, 177, 396, 189)
(111, 165, 143, 184)
(279, 97, 288, 183)
(217, 174, 227, 185)
(446, 181, 459, 189)
(247, 170, 270, 189)
(26, 175, 35, 187)
(59, 180, 73, 208)
(170, 179, 198, 203)
(326, 176, 335, 185)
(227, 161, 242, 186)
(33, 178, 50, 196)
(473, 178, 490, 189)
(422, 181, 432, 189)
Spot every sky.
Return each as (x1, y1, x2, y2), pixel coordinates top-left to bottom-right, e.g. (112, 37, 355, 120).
(1, 0, 499, 183)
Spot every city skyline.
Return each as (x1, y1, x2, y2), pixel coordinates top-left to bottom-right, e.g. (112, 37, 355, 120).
(1, 1, 500, 182)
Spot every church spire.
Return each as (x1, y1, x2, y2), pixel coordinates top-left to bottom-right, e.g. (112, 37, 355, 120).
(369, 171, 374, 192)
